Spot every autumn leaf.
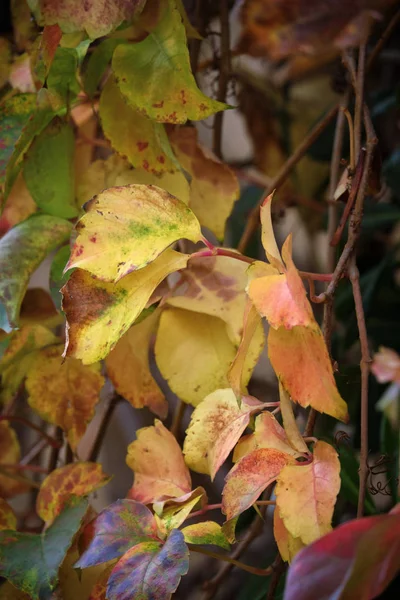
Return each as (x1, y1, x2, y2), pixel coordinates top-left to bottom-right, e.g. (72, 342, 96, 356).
(106, 310, 167, 419)
(0, 215, 72, 332)
(87, 566, 113, 600)
(155, 308, 237, 406)
(62, 249, 189, 364)
(154, 487, 206, 535)
(0, 421, 28, 498)
(181, 521, 230, 550)
(112, 0, 228, 123)
(278, 383, 308, 454)
(25, 344, 105, 450)
(273, 508, 304, 563)
(169, 126, 239, 239)
(0, 499, 17, 532)
(106, 529, 189, 600)
(100, 78, 178, 175)
(0, 173, 37, 236)
(222, 448, 292, 520)
(233, 411, 303, 463)
(0, 324, 57, 405)
(0, 497, 88, 600)
(183, 388, 254, 478)
(0, 93, 35, 186)
(23, 118, 78, 218)
(37, 462, 110, 525)
(65, 184, 201, 282)
(275, 441, 340, 545)
(33, 0, 146, 39)
(126, 420, 191, 504)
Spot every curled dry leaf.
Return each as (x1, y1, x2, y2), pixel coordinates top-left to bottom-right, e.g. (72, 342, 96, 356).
(0, 421, 28, 498)
(62, 249, 189, 364)
(126, 420, 191, 504)
(276, 441, 340, 545)
(25, 344, 105, 451)
(106, 310, 167, 419)
(0, 498, 17, 531)
(222, 448, 292, 520)
(169, 126, 239, 239)
(65, 184, 201, 282)
(37, 462, 111, 525)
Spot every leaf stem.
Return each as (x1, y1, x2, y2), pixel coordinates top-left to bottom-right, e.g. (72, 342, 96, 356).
(188, 544, 273, 577)
(0, 463, 49, 474)
(0, 466, 41, 489)
(0, 416, 62, 449)
(212, 0, 231, 158)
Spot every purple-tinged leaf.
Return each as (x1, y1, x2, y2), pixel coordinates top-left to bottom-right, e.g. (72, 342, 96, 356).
(75, 499, 160, 569)
(107, 529, 189, 600)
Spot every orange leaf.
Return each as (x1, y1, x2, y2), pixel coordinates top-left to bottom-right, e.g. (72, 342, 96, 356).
(105, 310, 167, 419)
(0, 421, 28, 498)
(126, 420, 191, 504)
(268, 325, 349, 422)
(37, 462, 110, 525)
(275, 441, 340, 545)
(273, 508, 304, 563)
(222, 448, 292, 520)
(25, 344, 105, 450)
(0, 497, 17, 531)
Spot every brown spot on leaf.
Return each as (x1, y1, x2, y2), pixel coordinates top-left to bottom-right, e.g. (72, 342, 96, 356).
(137, 141, 149, 152)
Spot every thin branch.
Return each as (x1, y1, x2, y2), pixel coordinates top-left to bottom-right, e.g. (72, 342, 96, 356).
(20, 439, 48, 466)
(47, 427, 63, 473)
(0, 416, 62, 449)
(237, 105, 339, 253)
(1, 463, 49, 474)
(0, 466, 41, 489)
(354, 42, 367, 158)
(189, 544, 273, 577)
(366, 9, 400, 71)
(187, 501, 276, 521)
(87, 394, 120, 463)
(349, 257, 372, 517)
(212, 0, 231, 158)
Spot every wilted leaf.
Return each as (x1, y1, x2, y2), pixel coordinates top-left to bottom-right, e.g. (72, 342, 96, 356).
(100, 78, 177, 174)
(0, 497, 88, 600)
(154, 487, 206, 534)
(112, 0, 227, 123)
(169, 127, 239, 239)
(106, 529, 189, 600)
(273, 508, 304, 563)
(0, 94, 35, 186)
(106, 310, 167, 419)
(183, 388, 253, 478)
(155, 308, 237, 406)
(0, 422, 27, 498)
(25, 344, 104, 450)
(62, 249, 189, 364)
(181, 521, 230, 550)
(23, 119, 78, 218)
(34, 0, 146, 39)
(65, 184, 201, 282)
(126, 420, 191, 504)
(222, 448, 291, 520)
(0, 324, 57, 406)
(283, 509, 400, 600)
(276, 441, 340, 545)
(233, 411, 303, 462)
(268, 325, 349, 422)
(0, 215, 72, 332)
(37, 462, 110, 525)
(0, 499, 17, 531)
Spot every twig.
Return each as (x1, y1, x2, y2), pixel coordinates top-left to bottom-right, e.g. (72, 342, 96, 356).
(189, 544, 273, 577)
(187, 501, 276, 521)
(47, 427, 63, 473)
(366, 9, 400, 71)
(213, 0, 231, 158)
(0, 416, 62, 449)
(87, 395, 120, 462)
(0, 466, 41, 489)
(266, 555, 286, 600)
(20, 439, 48, 466)
(237, 105, 339, 253)
(1, 463, 49, 474)
(354, 43, 367, 158)
(349, 256, 372, 518)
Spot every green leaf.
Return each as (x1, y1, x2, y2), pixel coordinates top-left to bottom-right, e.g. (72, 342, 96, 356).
(50, 245, 73, 310)
(23, 119, 78, 218)
(112, 0, 228, 123)
(0, 497, 88, 600)
(0, 215, 72, 332)
(46, 46, 80, 100)
(106, 529, 189, 600)
(83, 38, 123, 98)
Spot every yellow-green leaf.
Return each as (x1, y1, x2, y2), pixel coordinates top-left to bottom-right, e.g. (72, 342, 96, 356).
(0, 498, 17, 531)
(0, 422, 27, 498)
(25, 344, 104, 450)
(275, 441, 340, 545)
(62, 249, 189, 364)
(154, 487, 206, 535)
(112, 0, 228, 123)
(181, 521, 230, 550)
(65, 184, 201, 282)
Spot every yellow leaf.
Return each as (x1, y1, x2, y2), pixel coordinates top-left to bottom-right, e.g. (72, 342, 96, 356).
(170, 127, 239, 239)
(155, 308, 236, 406)
(100, 78, 177, 174)
(260, 192, 284, 269)
(183, 388, 252, 477)
(65, 184, 201, 282)
(105, 310, 167, 419)
(233, 411, 303, 462)
(268, 325, 349, 422)
(126, 419, 191, 504)
(273, 508, 305, 563)
(62, 249, 189, 364)
(0, 498, 17, 531)
(25, 344, 104, 450)
(275, 441, 340, 545)
(0, 422, 27, 498)
(154, 487, 206, 535)
(279, 383, 309, 454)
(181, 521, 230, 550)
